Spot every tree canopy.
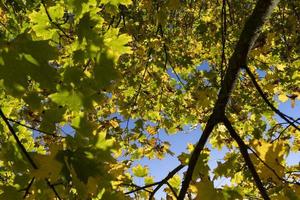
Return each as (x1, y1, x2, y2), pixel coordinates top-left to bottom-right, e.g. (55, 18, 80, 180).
(0, 0, 299, 199)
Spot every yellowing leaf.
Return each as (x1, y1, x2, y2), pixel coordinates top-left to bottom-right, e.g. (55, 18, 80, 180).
(104, 29, 132, 59)
(168, 174, 181, 190)
(177, 152, 190, 165)
(132, 164, 148, 177)
(146, 126, 157, 135)
(278, 94, 288, 102)
(251, 140, 286, 182)
(277, 64, 287, 71)
(101, 0, 132, 6)
(109, 119, 119, 128)
(144, 176, 154, 185)
(194, 177, 222, 200)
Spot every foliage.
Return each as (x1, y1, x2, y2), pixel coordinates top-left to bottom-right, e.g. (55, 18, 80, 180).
(0, 0, 299, 199)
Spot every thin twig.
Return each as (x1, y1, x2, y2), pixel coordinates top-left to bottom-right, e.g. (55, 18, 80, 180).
(45, 179, 62, 199)
(23, 177, 35, 198)
(125, 164, 184, 199)
(244, 66, 300, 132)
(125, 182, 158, 195)
(121, 183, 152, 193)
(148, 164, 184, 199)
(166, 181, 178, 199)
(124, 48, 153, 133)
(0, 109, 38, 169)
(248, 147, 300, 185)
(7, 118, 58, 137)
(0, 21, 14, 34)
(41, 0, 74, 40)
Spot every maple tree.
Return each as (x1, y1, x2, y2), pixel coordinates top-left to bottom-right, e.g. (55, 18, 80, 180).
(0, 0, 300, 199)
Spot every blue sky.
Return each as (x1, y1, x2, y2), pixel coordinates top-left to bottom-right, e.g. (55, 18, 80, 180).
(131, 99, 300, 199)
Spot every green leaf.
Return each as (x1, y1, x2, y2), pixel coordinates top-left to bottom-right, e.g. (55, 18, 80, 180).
(0, 186, 23, 199)
(31, 144, 63, 181)
(49, 90, 83, 110)
(101, 0, 132, 6)
(104, 29, 132, 59)
(94, 131, 115, 150)
(28, 4, 64, 40)
(93, 52, 118, 88)
(132, 164, 148, 177)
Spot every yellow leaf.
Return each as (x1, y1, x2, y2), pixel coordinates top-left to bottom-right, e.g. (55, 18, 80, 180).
(277, 64, 286, 71)
(146, 126, 157, 135)
(144, 176, 154, 185)
(109, 119, 119, 128)
(194, 177, 222, 200)
(251, 140, 286, 183)
(132, 164, 148, 177)
(278, 94, 288, 102)
(168, 174, 181, 190)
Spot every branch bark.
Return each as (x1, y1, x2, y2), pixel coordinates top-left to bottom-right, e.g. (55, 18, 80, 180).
(244, 66, 300, 131)
(223, 117, 270, 200)
(125, 164, 184, 199)
(0, 109, 62, 200)
(178, 0, 279, 199)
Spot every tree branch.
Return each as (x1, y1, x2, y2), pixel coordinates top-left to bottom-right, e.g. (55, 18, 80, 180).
(148, 164, 184, 200)
(41, 0, 74, 40)
(178, 0, 279, 199)
(166, 181, 178, 199)
(0, 109, 62, 200)
(124, 182, 157, 195)
(244, 66, 300, 131)
(125, 164, 184, 199)
(223, 117, 270, 200)
(122, 183, 153, 193)
(23, 177, 35, 198)
(0, 109, 38, 169)
(7, 118, 59, 137)
(248, 147, 300, 185)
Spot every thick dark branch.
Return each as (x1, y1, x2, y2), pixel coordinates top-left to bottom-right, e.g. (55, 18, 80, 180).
(178, 116, 216, 199)
(178, 0, 279, 199)
(223, 117, 270, 200)
(244, 66, 300, 132)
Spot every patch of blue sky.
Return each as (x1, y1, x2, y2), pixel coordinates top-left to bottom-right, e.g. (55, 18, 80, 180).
(132, 125, 231, 199)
